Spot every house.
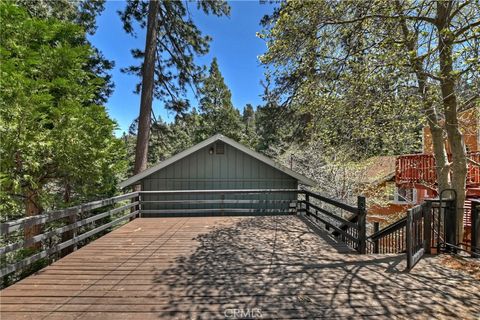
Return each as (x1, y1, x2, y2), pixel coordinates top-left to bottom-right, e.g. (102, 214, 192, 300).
(396, 107, 479, 242)
(120, 134, 316, 216)
(358, 156, 413, 225)
(396, 107, 479, 200)
(361, 108, 479, 228)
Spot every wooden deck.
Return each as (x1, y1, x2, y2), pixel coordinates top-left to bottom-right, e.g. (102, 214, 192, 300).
(1, 216, 479, 319)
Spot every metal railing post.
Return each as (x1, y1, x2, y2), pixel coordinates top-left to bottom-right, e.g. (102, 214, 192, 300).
(472, 201, 479, 258)
(373, 222, 380, 254)
(406, 208, 413, 269)
(423, 201, 432, 254)
(357, 196, 366, 254)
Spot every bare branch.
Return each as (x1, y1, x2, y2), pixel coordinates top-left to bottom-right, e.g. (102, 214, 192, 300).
(454, 19, 480, 37)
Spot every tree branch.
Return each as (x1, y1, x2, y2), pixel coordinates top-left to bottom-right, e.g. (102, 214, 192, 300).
(322, 13, 437, 26)
(449, 0, 471, 21)
(454, 19, 480, 37)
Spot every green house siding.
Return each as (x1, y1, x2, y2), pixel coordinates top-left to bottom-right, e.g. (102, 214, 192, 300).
(140, 142, 298, 216)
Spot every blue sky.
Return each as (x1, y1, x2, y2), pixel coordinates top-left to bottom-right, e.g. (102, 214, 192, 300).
(88, 1, 276, 136)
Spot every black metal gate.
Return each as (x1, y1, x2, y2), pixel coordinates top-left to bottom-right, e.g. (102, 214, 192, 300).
(406, 204, 427, 269)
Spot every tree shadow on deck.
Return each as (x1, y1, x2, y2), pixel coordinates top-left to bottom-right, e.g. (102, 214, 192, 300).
(149, 216, 480, 319)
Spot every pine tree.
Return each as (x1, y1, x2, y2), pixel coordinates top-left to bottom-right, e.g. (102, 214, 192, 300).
(241, 104, 258, 148)
(119, 0, 230, 177)
(198, 58, 244, 141)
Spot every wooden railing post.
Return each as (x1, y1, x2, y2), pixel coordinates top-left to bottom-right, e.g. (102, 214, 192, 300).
(138, 193, 142, 218)
(357, 196, 366, 254)
(472, 201, 479, 258)
(373, 222, 380, 254)
(305, 192, 310, 215)
(72, 211, 78, 252)
(406, 208, 413, 269)
(423, 201, 432, 254)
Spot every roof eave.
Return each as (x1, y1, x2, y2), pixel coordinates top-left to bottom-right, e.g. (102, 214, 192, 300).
(119, 134, 317, 189)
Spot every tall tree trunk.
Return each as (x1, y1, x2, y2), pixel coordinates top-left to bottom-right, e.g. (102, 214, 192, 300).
(437, 2, 467, 244)
(24, 190, 42, 250)
(133, 0, 159, 187)
(395, 1, 451, 193)
(418, 78, 450, 193)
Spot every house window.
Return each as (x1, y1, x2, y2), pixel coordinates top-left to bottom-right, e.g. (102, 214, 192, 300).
(395, 187, 416, 203)
(386, 182, 395, 201)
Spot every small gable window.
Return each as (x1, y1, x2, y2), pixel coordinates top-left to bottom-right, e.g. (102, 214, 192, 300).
(215, 141, 225, 155)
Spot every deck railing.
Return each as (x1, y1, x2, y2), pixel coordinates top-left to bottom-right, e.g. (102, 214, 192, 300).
(299, 191, 367, 253)
(0, 192, 140, 282)
(365, 200, 456, 258)
(367, 217, 407, 254)
(396, 151, 480, 188)
(141, 189, 368, 253)
(365, 197, 479, 267)
(1, 188, 369, 285)
(471, 200, 480, 257)
(139, 189, 299, 216)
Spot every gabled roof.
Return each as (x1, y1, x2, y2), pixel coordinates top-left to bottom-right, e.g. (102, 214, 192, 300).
(119, 134, 316, 188)
(358, 156, 397, 186)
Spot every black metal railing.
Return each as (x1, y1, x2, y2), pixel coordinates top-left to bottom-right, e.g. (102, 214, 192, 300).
(471, 199, 480, 257)
(367, 217, 407, 254)
(364, 198, 458, 262)
(363, 193, 480, 269)
(299, 190, 366, 253)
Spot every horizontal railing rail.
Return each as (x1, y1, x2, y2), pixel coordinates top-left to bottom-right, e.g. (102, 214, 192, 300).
(369, 217, 406, 241)
(140, 189, 301, 194)
(0, 192, 139, 236)
(299, 190, 366, 253)
(0, 192, 140, 280)
(1, 188, 369, 285)
(396, 151, 480, 188)
(138, 189, 299, 217)
(367, 217, 407, 254)
(302, 190, 359, 214)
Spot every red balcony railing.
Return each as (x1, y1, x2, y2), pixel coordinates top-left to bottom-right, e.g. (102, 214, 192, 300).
(396, 151, 480, 188)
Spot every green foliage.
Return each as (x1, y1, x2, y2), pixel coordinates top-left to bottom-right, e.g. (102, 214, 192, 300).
(242, 103, 259, 148)
(15, 0, 114, 104)
(257, 0, 426, 159)
(119, 0, 230, 113)
(15, 0, 106, 35)
(258, 0, 479, 162)
(1, 247, 48, 287)
(254, 75, 299, 155)
(197, 58, 244, 141)
(124, 58, 253, 170)
(0, 3, 126, 219)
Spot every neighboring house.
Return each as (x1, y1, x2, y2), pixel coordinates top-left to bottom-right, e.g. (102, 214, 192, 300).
(396, 107, 479, 243)
(397, 107, 480, 200)
(358, 156, 413, 225)
(362, 108, 479, 229)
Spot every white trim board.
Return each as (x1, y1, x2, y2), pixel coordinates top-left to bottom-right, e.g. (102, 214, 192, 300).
(119, 134, 317, 188)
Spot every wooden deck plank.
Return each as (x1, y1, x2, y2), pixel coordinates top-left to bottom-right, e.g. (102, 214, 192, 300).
(1, 216, 479, 319)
